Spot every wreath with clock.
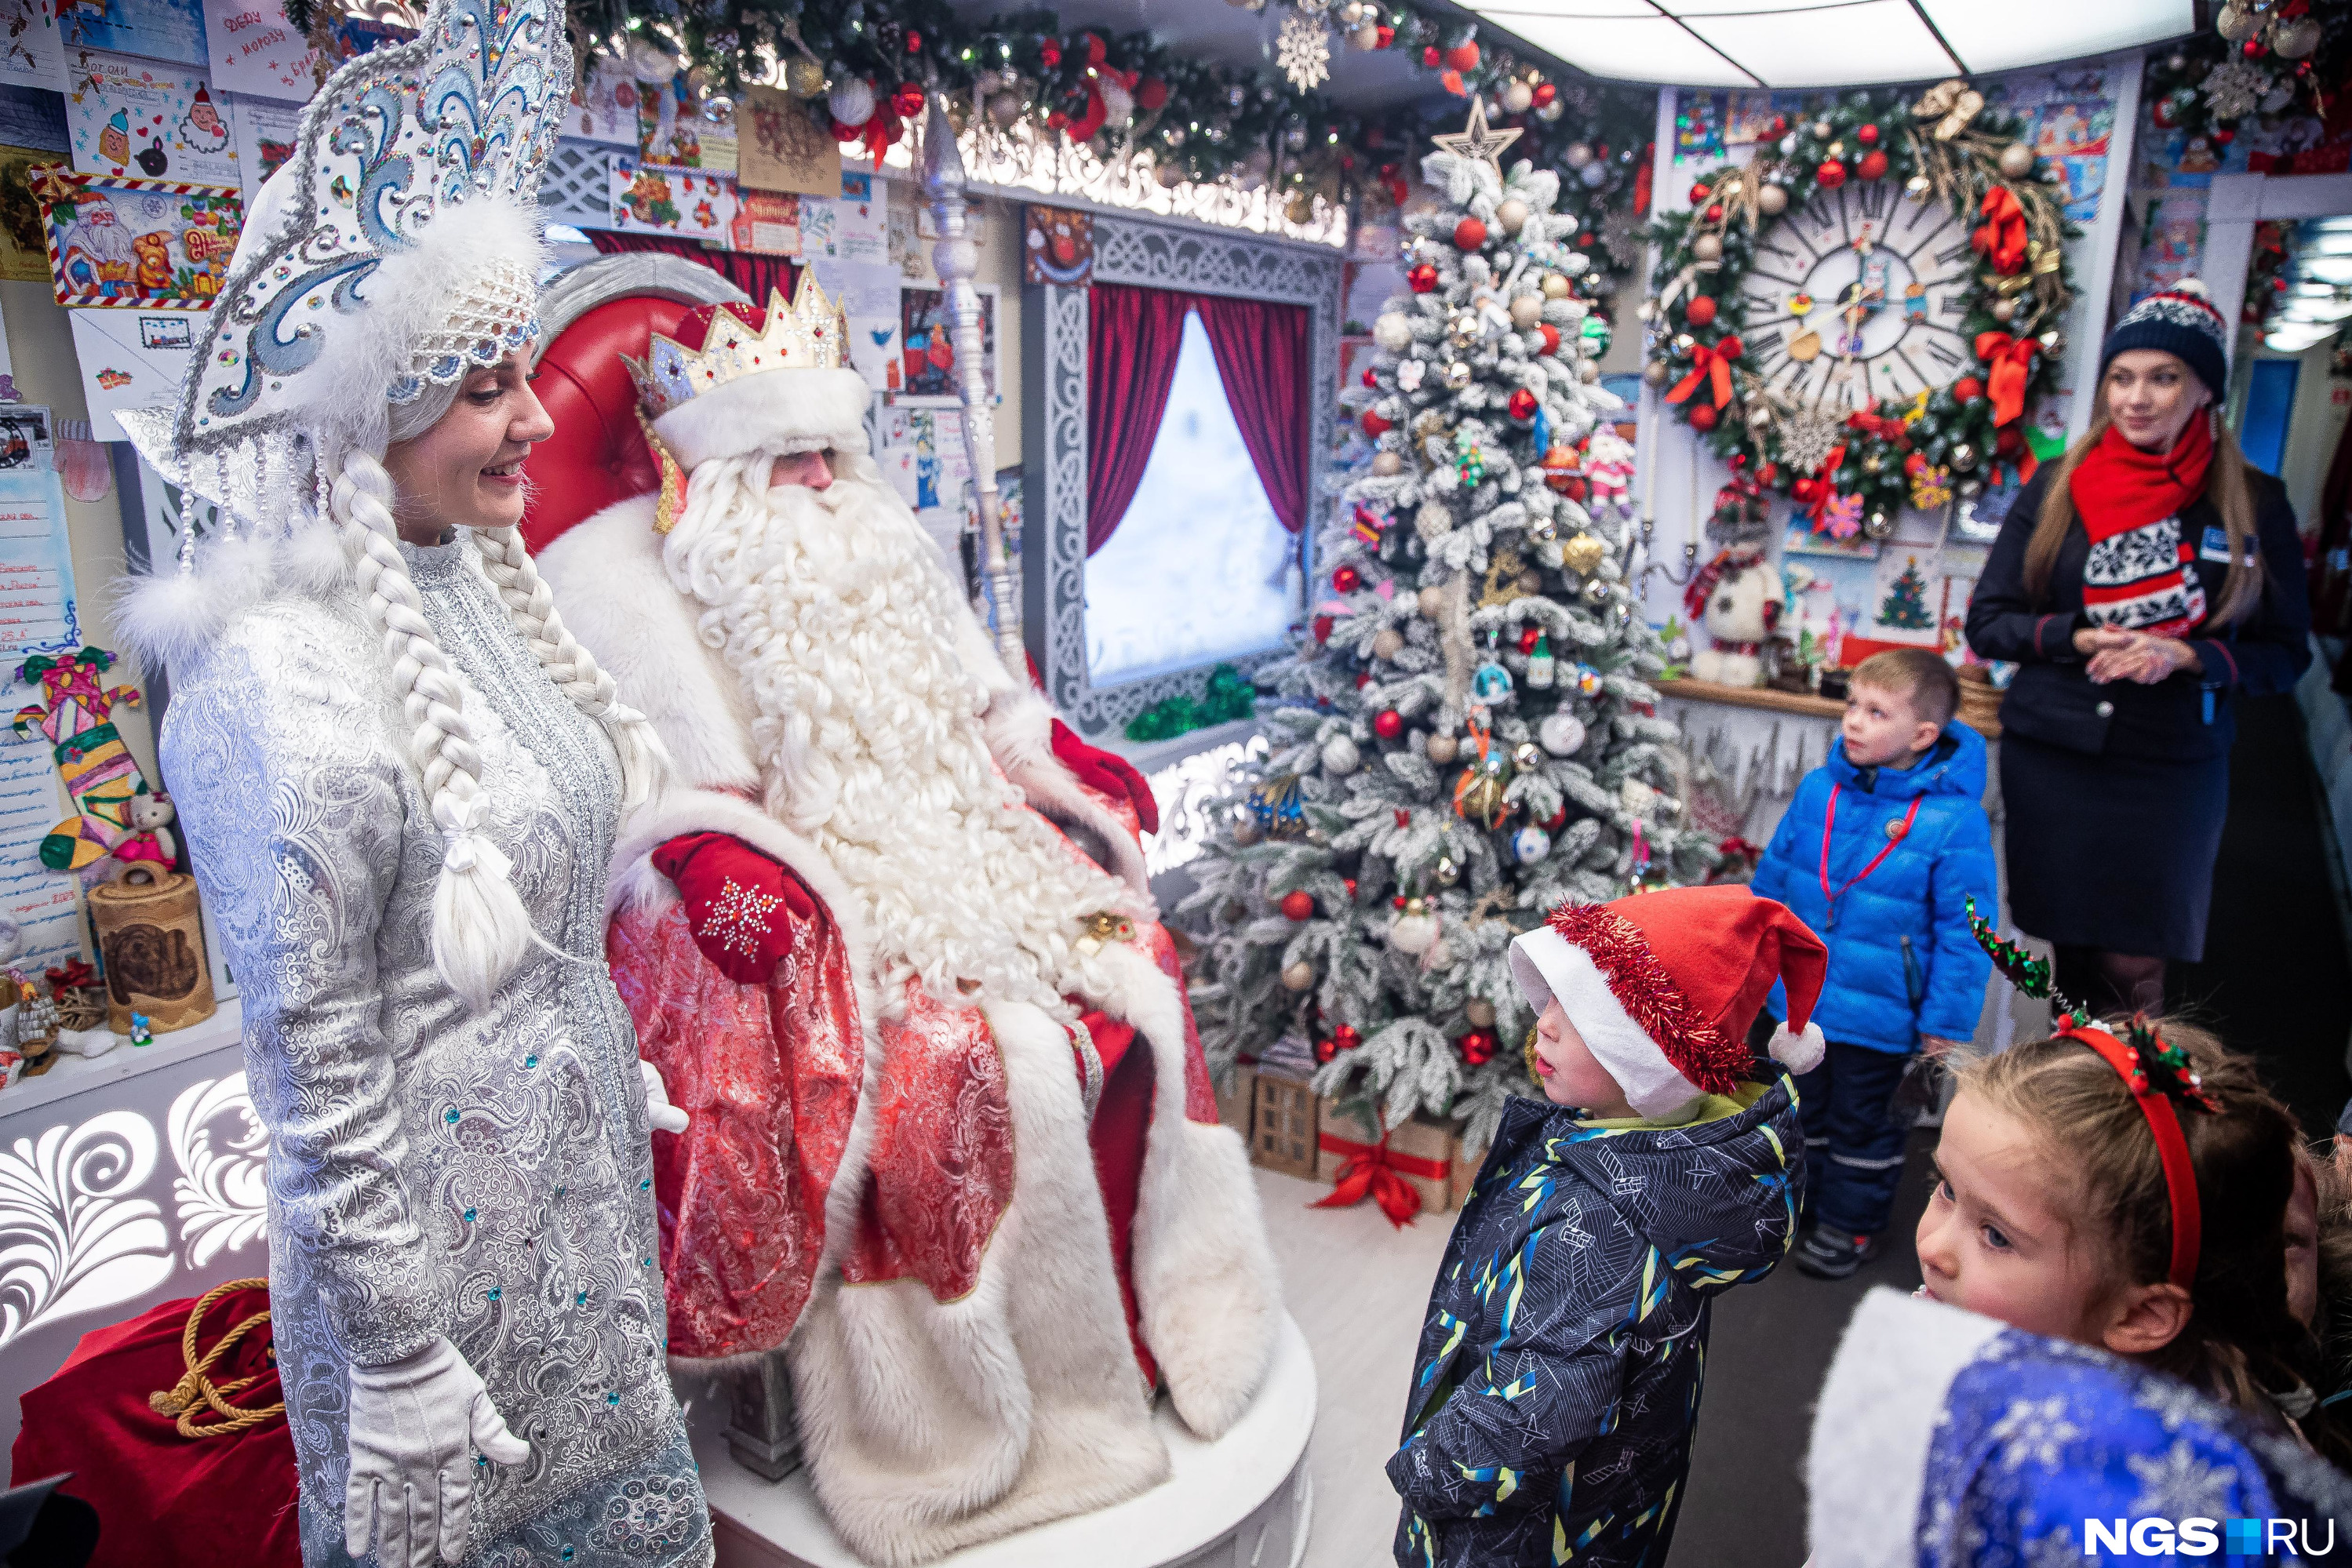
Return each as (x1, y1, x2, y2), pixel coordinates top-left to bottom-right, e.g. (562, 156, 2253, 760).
(1644, 82, 2079, 543)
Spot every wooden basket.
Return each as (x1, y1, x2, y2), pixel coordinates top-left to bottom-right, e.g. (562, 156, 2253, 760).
(1956, 664, 2003, 739)
(88, 867, 217, 1034)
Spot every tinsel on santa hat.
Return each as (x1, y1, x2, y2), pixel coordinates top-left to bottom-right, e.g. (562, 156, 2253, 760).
(1509, 885, 1828, 1118)
(1184, 98, 1718, 1161)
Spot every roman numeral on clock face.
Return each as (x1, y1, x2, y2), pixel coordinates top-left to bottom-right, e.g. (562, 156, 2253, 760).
(1924, 337, 1964, 369)
(1935, 239, 1973, 268)
(1856, 181, 1890, 223)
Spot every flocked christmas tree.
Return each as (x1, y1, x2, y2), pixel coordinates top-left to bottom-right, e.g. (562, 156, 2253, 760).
(1181, 104, 1718, 1155)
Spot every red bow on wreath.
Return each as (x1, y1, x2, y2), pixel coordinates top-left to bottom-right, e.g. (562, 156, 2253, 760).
(1311, 1128, 1449, 1228)
(1973, 187, 2029, 275)
(1973, 330, 2040, 428)
(44, 960, 93, 993)
(1844, 410, 1910, 446)
(1667, 338, 1742, 410)
(1790, 443, 1849, 522)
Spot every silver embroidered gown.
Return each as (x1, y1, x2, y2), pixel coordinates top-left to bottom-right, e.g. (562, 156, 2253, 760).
(160, 536, 712, 1568)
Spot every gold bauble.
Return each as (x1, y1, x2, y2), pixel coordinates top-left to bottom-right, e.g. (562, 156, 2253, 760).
(1465, 998, 1496, 1028)
(1642, 360, 1670, 387)
(1455, 769, 1509, 829)
(1512, 741, 1543, 773)
(987, 90, 1023, 127)
(1997, 142, 2035, 179)
(1516, 568, 1543, 595)
(1231, 813, 1262, 846)
(1691, 233, 1724, 263)
(786, 57, 827, 98)
(1417, 584, 1447, 617)
(1371, 451, 1404, 477)
(1542, 272, 1570, 300)
(1425, 733, 1459, 765)
(1509, 294, 1543, 329)
(1281, 960, 1316, 991)
(1560, 533, 1607, 575)
(1371, 628, 1405, 660)
(1496, 196, 1530, 235)
(1349, 22, 1380, 50)
(1757, 184, 1788, 216)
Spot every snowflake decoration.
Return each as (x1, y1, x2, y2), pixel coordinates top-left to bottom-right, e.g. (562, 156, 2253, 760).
(2125, 1438, 2238, 1519)
(1776, 406, 1847, 475)
(2200, 59, 2271, 122)
(702, 877, 783, 959)
(1276, 13, 1331, 91)
(1600, 209, 1643, 272)
(1987, 1395, 2081, 1474)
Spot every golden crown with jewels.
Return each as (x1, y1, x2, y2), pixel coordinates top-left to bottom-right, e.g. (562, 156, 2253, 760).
(626, 270, 850, 418)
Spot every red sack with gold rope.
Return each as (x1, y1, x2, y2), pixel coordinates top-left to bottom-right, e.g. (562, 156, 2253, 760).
(9, 1281, 297, 1568)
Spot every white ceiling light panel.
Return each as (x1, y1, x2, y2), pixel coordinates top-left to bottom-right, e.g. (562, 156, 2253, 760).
(1455, 0, 2197, 86)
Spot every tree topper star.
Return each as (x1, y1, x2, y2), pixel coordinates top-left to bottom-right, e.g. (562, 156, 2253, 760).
(1431, 96, 1523, 177)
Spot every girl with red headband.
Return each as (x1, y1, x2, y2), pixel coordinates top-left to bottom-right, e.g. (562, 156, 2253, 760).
(1918, 1016, 2350, 1464)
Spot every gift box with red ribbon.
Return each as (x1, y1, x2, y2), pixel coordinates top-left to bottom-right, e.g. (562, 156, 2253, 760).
(1312, 1111, 1466, 1227)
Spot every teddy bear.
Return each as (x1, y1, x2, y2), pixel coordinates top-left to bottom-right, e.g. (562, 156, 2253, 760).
(112, 783, 179, 871)
(131, 231, 174, 295)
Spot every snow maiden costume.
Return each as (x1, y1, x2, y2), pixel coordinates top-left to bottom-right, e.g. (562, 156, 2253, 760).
(115, 2, 708, 1564)
(1810, 1290, 2352, 1566)
(526, 272, 1281, 1565)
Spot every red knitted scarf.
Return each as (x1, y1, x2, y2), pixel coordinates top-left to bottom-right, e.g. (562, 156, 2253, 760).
(2067, 417, 2213, 544)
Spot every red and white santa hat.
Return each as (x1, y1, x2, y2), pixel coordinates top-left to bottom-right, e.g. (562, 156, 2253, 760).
(1508, 885, 1828, 1117)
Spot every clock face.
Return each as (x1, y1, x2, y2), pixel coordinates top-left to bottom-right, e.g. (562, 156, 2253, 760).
(1736, 180, 1977, 412)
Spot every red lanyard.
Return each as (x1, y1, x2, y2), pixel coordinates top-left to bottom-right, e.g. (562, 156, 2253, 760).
(1819, 785, 1922, 919)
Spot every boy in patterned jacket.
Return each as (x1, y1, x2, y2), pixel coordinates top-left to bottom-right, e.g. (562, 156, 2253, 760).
(1389, 886, 1825, 1567)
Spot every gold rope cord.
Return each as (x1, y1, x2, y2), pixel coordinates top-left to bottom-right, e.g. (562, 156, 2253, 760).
(147, 1278, 285, 1439)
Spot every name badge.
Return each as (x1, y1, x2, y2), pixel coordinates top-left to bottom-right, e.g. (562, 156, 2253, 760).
(2200, 524, 2234, 563)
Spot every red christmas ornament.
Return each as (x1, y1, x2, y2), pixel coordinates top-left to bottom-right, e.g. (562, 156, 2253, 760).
(1280, 890, 1315, 921)
(1458, 1028, 1498, 1066)
(1408, 262, 1439, 293)
(1315, 1035, 1340, 1065)
(1953, 375, 1984, 403)
(1440, 69, 1465, 96)
(1995, 424, 2025, 457)
(1334, 564, 1363, 594)
(1856, 123, 1880, 146)
(1858, 149, 1888, 182)
(1422, 45, 1441, 67)
(1531, 82, 1556, 108)
(1703, 202, 1724, 224)
(1506, 387, 1538, 421)
(1138, 76, 1167, 111)
(1374, 24, 1394, 48)
(1562, 475, 1587, 501)
(1344, 878, 1357, 900)
(1393, 893, 1408, 908)
(1313, 614, 1335, 643)
(1688, 181, 1711, 205)
(1040, 38, 1061, 67)
(1542, 803, 1567, 831)
(2153, 97, 2179, 129)
(1333, 1024, 1363, 1052)
(1684, 295, 1718, 328)
(1360, 409, 1392, 438)
(1355, 672, 1372, 688)
(1454, 216, 1488, 251)
(2215, 127, 2237, 144)
(1816, 159, 1848, 189)
(1394, 809, 1411, 828)
(1444, 41, 1480, 71)
(1688, 403, 1720, 434)
(1768, 115, 1788, 136)
(1538, 322, 1562, 355)
(1374, 710, 1405, 740)
(1361, 368, 1378, 388)
(1717, 334, 1743, 360)
(1516, 624, 1542, 654)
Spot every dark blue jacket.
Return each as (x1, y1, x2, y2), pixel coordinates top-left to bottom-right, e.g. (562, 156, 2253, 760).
(1964, 465, 2310, 762)
(1389, 1079, 1802, 1568)
(1747, 722, 1998, 1053)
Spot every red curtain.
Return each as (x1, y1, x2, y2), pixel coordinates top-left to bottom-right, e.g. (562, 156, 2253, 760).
(1087, 282, 1193, 555)
(587, 231, 799, 309)
(1195, 293, 1309, 536)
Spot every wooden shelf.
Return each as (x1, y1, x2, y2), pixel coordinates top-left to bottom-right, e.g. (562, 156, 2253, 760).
(1655, 678, 1846, 720)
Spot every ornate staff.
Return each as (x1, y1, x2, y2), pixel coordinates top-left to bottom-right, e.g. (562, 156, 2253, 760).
(919, 97, 1022, 674)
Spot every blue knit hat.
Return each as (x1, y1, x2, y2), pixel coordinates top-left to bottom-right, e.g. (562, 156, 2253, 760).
(2100, 279, 2231, 400)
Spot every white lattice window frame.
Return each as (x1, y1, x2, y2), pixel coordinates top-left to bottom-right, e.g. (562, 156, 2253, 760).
(1026, 213, 1340, 740)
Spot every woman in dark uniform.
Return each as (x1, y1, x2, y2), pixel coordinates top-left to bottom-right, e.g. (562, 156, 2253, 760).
(1966, 279, 2310, 1017)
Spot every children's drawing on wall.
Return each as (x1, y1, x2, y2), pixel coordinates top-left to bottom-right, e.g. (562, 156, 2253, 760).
(898, 285, 996, 406)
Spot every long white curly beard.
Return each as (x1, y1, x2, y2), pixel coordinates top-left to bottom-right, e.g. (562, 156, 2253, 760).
(662, 451, 1140, 1017)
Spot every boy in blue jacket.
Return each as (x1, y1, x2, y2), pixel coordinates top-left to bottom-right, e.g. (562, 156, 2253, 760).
(1392, 886, 1822, 1567)
(1749, 647, 1997, 1279)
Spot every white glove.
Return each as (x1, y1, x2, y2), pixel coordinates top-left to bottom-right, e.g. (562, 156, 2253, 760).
(640, 1058, 689, 1135)
(344, 1335, 530, 1567)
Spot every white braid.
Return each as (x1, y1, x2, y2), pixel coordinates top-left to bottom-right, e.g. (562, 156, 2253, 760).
(332, 448, 533, 1010)
(473, 525, 668, 809)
